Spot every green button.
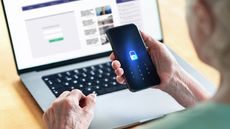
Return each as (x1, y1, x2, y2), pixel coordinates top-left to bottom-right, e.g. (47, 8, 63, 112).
(49, 37, 64, 43)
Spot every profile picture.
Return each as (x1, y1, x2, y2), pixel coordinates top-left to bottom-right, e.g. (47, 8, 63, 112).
(96, 5, 112, 16)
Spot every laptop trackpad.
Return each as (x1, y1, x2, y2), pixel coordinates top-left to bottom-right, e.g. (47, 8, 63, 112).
(90, 89, 183, 129)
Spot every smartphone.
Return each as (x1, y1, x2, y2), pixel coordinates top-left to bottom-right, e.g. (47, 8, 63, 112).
(106, 24, 160, 92)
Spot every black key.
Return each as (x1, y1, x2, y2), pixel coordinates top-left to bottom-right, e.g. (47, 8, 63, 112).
(74, 69, 79, 74)
(65, 76, 72, 81)
(66, 71, 71, 76)
(56, 78, 62, 83)
(51, 84, 65, 89)
(95, 85, 100, 90)
(90, 76, 95, 80)
(73, 75, 79, 79)
(82, 73, 87, 77)
(96, 89, 106, 95)
(105, 87, 119, 94)
(72, 80, 78, 84)
(90, 66, 96, 70)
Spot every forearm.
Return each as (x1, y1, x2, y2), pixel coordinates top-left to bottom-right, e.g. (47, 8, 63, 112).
(164, 67, 210, 107)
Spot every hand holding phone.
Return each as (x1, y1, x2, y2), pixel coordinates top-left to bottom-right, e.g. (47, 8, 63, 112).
(106, 24, 160, 92)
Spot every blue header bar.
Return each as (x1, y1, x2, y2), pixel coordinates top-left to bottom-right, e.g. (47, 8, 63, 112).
(116, 0, 135, 4)
(22, 0, 79, 11)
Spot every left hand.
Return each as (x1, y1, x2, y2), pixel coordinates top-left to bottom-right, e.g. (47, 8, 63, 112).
(43, 90, 96, 129)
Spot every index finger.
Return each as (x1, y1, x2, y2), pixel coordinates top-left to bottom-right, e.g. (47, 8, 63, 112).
(67, 89, 85, 105)
(83, 94, 96, 112)
(109, 52, 116, 61)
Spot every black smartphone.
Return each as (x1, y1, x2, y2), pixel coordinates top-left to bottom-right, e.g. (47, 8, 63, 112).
(106, 24, 160, 92)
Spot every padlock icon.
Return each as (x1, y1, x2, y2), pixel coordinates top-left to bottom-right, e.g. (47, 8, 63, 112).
(129, 51, 138, 61)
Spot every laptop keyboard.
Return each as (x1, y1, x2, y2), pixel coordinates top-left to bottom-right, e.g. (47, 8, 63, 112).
(42, 62, 127, 97)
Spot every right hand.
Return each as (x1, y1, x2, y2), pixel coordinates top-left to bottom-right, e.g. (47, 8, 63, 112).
(43, 90, 96, 129)
(110, 32, 181, 92)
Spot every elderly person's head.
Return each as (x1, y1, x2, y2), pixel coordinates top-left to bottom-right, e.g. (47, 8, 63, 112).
(186, 0, 230, 75)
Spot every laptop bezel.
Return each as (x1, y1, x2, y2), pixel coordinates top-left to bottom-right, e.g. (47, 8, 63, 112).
(1, 0, 164, 75)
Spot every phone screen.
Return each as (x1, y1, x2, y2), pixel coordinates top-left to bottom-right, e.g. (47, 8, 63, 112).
(106, 24, 160, 92)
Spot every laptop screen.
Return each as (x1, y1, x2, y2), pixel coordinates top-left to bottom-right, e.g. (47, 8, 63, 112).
(3, 0, 163, 70)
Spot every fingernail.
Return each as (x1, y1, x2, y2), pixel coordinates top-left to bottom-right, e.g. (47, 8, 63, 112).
(90, 93, 97, 100)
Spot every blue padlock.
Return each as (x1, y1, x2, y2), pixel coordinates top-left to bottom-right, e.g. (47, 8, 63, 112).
(129, 51, 138, 61)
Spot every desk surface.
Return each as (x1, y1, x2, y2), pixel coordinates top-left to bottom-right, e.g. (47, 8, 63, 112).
(0, 0, 219, 129)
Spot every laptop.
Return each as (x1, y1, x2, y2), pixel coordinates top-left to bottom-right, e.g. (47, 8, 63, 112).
(2, 0, 216, 128)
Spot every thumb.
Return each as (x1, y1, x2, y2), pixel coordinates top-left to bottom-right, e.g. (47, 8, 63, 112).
(83, 94, 96, 111)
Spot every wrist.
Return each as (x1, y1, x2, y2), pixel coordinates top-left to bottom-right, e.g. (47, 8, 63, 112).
(162, 65, 199, 107)
(161, 64, 184, 94)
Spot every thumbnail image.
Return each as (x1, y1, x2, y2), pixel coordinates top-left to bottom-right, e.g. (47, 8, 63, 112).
(99, 25, 114, 35)
(100, 35, 109, 45)
(96, 5, 112, 16)
(97, 15, 114, 26)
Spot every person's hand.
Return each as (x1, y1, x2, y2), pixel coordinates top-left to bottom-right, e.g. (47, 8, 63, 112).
(43, 90, 96, 129)
(110, 32, 210, 107)
(110, 32, 180, 92)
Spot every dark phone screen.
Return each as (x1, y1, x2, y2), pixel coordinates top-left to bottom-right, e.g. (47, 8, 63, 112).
(106, 24, 160, 92)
